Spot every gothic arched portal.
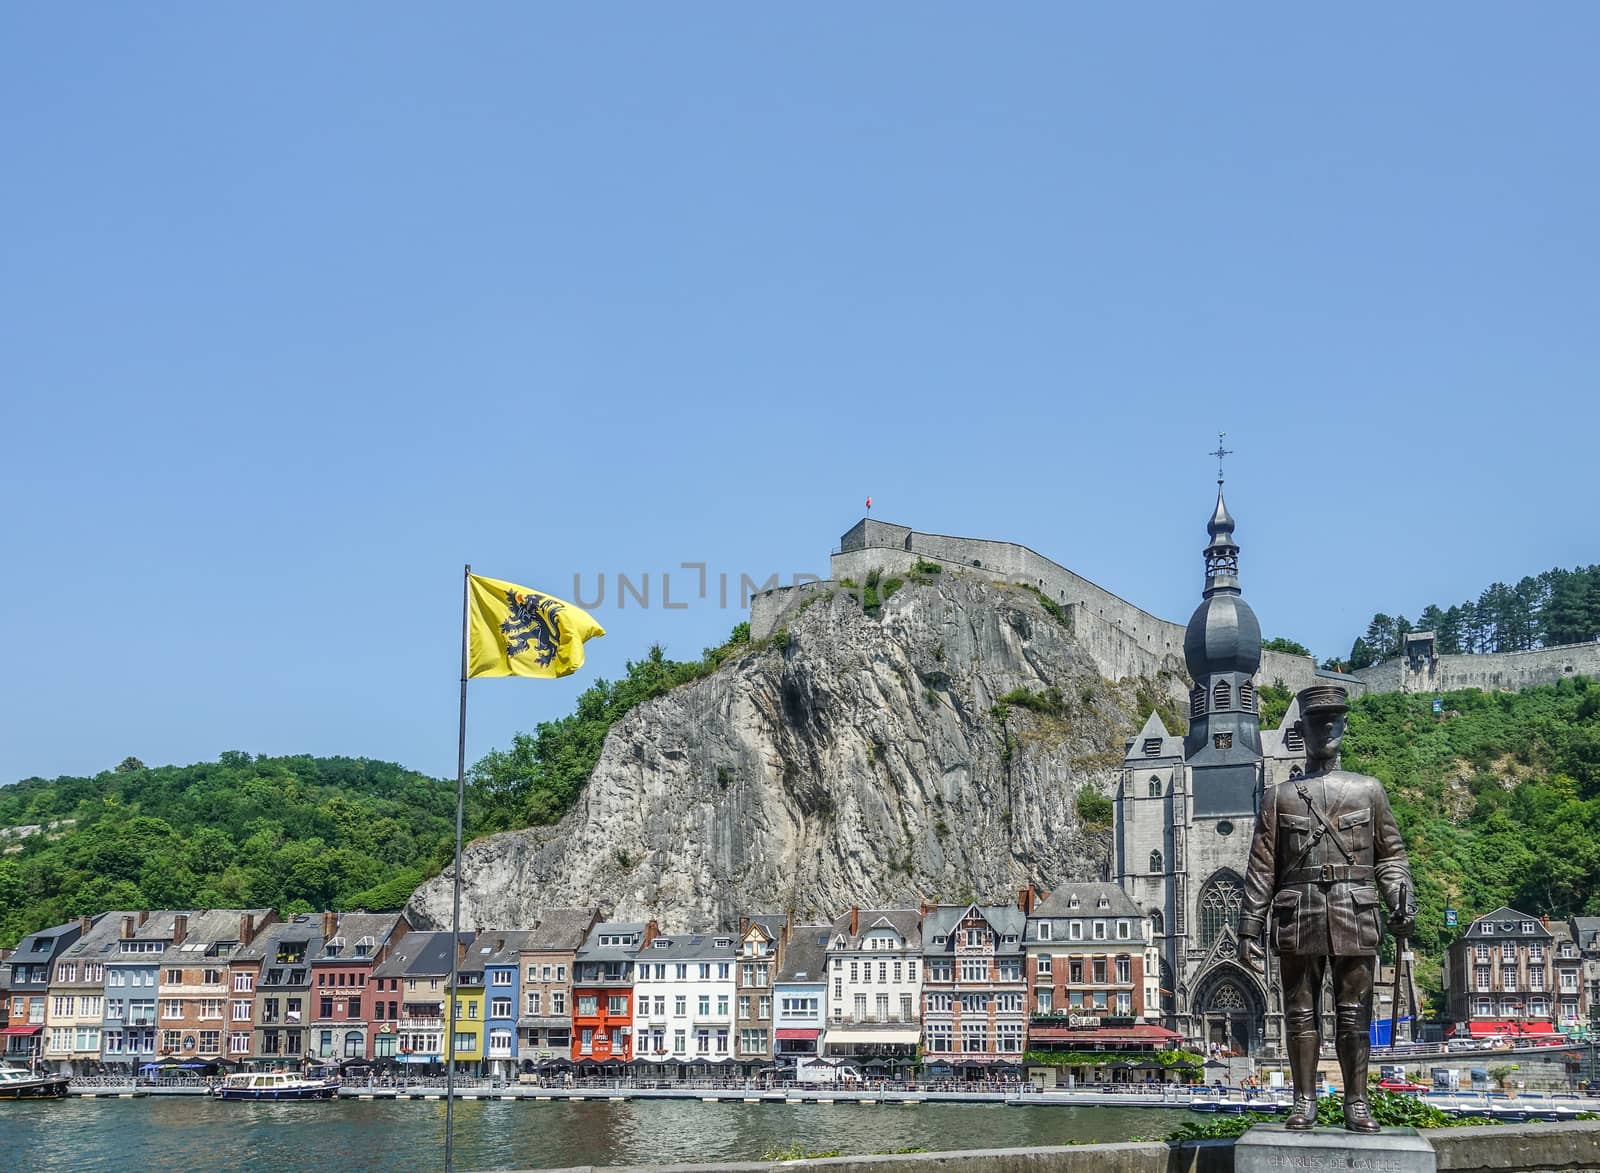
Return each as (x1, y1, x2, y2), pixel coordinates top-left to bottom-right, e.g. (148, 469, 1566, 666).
(1191, 963, 1266, 1055)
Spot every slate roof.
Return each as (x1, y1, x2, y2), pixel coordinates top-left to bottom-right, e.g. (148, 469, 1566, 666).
(168, 908, 274, 961)
(826, 909, 922, 952)
(1571, 917, 1600, 951)
(523, 907, 600, 953)
(470, 930, 540, 968)
(370, 931, 472, 980)
(1026, 883, 1144, 943)
(1123, 712, 1184, 763)
(920, 904, 1026, 955)
(233, 916, 321, 963)
(636, 932, 738, 961)
(311, 912, 408, 964)
(776, 926, 831, 984)
(60, 913, 132, 965)
(1460, 907, 1552, 939)
(575, 922, 649, 963)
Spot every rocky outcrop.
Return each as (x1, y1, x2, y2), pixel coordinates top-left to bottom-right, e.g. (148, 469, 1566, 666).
(407, 573, 1188, 932)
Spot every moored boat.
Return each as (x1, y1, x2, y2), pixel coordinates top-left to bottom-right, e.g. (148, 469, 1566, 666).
(0, 1063, 70, 1099)
(212, 1071, 340, 1101)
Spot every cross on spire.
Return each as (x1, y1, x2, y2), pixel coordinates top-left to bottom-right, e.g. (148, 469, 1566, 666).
(1209, 432, 1233, 485)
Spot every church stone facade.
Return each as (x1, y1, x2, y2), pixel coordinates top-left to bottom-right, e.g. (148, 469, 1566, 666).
(1112, 485, 1328, 1056)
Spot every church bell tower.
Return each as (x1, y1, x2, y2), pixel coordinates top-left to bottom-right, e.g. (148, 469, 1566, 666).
(1181, 474, 1263, 817)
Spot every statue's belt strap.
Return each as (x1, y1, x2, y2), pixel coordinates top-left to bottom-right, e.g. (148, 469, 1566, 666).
(1281, 864, 1376, 885)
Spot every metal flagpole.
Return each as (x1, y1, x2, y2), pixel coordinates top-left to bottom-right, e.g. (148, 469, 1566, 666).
(445, 563, 470, 1172)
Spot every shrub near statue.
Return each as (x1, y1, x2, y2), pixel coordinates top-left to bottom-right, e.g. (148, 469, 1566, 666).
(1239, 685, 1416, 1133)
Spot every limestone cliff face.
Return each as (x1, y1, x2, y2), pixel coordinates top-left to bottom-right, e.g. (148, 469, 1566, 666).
(407, 574, 1185, 932)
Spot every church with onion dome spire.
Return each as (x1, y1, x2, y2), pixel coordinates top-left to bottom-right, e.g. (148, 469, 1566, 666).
(1111, 437, 1324, 1058)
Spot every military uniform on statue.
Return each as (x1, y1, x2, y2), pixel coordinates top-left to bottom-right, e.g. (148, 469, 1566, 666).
(1239, 684, 1416, 1133)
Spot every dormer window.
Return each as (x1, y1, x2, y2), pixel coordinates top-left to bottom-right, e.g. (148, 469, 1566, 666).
(653, 940, 669, 949)
(1036, 924, 1051, 942)
(714, 939, 731, 949)
(1521, 922, 1536, 934)
(325, 937, 344, 957)
(1097, 896, 1110, 910)
(355, 937, 374, 957)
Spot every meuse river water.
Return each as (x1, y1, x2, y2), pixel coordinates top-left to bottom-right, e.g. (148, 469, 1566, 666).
(0, 1097, 1192, 1171)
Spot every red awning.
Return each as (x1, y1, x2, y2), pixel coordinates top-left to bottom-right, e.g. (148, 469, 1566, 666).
(774, 1029, 820, 1041)
(1465, 1020, 1553, 1037)
(1, 1025, 43, 1036)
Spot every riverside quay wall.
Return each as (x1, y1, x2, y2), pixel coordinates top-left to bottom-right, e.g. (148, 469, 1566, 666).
(531, 1120, 1600, 1173)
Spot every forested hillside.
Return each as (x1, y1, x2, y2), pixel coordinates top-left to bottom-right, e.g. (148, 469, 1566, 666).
(1344, 564, 1600, 669)
(0, 753, 456, 948)
(1342, 676, 1600, 963)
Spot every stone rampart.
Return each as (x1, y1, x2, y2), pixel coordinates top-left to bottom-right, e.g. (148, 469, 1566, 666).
(1353, 641, 1600, 695)
(525, 1120, 1600, 1173)
(750, 522, 1359, 705)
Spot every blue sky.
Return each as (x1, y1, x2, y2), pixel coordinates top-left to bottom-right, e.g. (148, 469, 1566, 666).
(4, 4, 1596, 784)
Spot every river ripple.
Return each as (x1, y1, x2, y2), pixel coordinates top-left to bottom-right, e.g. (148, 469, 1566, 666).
(0, 1097, 1191, 1171)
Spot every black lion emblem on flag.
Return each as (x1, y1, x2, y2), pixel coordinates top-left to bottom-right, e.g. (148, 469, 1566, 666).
(500, 588, 565, 668)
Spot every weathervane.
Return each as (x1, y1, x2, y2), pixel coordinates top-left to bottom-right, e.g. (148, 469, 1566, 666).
(1209, 432, 1233, 485)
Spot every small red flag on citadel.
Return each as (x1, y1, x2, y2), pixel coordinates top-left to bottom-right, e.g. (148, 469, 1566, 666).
(865, 496, 872, 510)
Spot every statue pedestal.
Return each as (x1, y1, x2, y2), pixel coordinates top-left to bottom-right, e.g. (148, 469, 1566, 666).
(1236, 1123, 1435, 1173)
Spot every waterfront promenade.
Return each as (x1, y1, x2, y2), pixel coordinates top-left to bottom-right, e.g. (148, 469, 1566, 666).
(58, 1076, 1594, 1122)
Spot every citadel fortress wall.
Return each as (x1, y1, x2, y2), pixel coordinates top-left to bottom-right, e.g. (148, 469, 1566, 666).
(749, 518, 1345, 701)
(750, 518, 1598, 700)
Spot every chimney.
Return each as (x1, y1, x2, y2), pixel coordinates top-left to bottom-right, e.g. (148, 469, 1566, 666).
(121, 916, 136, 940)
(322, 911, 338, 939)
(641, 921, 661, 948)
(138, 910, 150, 926)
(172, 914, 188, 946)
(239, 914, 257, 946)
(850, 907, 859, 936)
(1543, 915, 1551, 929)
(919, 900, 933, 920)
(79, 915, 94, 936)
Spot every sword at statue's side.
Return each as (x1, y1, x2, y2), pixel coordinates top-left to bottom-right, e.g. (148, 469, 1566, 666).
(1389, 882, 1409, 1050)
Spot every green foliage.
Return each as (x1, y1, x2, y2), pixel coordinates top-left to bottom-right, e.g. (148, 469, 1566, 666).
(1021, 584, 1072, 628)
(908, 559, 943, 583)
(1339, 678, 1600, 959)
(1257, 683, 1293, 728)
(1074, 787, 1114, 831)
(999, 686, 1066, 716)
(860, 568, 904, 617)
(762, 1145, 844, 1161)
(0, 754, 456, 947)
(469, 625, 757, 834)
(1165, 1112, 1277, 1140)
(1261, 637, 1313, 658)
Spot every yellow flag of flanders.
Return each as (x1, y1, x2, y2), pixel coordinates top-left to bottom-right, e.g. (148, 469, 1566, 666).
(467, 574, 606, 679)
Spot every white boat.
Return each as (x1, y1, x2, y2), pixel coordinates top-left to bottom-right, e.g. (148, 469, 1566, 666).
(212, 1070, 340, 1101)
(0, 1062, 70, 1099)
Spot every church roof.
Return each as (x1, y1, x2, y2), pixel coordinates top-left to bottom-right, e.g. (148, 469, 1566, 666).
(1123, 711, 1183, 762)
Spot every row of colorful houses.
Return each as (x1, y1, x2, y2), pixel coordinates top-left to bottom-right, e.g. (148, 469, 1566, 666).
(1, 883, 1183, 1077)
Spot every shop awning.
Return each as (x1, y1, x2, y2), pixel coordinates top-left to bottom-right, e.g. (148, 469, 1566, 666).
(1, 1025, 43, 1036)
(775, 1029, 820, 1041)
(1464, 1020, 1553, 1037)
(398, 1054, 440, 1064)
(823, 1028, 920, 1046)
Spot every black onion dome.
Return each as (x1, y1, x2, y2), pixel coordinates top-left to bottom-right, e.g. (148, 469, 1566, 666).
(1183, 591, 1262, 679)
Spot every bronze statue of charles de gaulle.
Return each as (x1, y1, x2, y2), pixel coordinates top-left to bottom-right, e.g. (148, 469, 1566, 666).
(1239, 684, 1415, 1133)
